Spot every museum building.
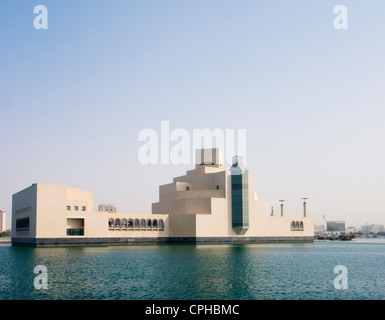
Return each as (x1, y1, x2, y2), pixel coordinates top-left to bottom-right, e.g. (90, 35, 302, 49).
(11, 149, 313, 247)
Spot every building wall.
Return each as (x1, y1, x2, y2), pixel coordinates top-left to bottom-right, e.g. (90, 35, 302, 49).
(34, 183, 105, 239)
(12, 184, 38, 239)
(168, 214, 196, 237)
(153, 165, 227, 216)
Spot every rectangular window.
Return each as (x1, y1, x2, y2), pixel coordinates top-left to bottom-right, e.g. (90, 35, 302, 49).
(67, 218, 84, 236)
(66, 206, 71, 211)
(231, 172, 249, 230)
(66, 228, 84, 236)
(16, 217, 30, 232)
(81, 206, 86, 211)
(74, 206, 78, 211)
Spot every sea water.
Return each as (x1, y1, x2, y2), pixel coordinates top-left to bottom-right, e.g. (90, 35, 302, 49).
(0, 238, 384, 300)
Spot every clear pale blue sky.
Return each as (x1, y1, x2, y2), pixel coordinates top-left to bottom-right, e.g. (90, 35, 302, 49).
(1, 1, 385, 229)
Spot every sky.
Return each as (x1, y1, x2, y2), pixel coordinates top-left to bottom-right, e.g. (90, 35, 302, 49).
(1, 1, 384, 229)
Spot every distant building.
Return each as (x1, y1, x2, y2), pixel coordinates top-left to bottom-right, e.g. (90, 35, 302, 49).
(346, 226, 357, 234)
(326, 221, 345, 232)
(98, 204, 117, 213)
(0, 209, 6, 232)
(361, 224, 385, 235)
(314, 224, 325, 233)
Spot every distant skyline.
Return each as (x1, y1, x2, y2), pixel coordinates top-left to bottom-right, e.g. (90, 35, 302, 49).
(1, 1, 385, 229)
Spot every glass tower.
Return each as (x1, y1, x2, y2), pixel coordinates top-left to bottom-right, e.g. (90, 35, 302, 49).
(230, 156, 249, 235)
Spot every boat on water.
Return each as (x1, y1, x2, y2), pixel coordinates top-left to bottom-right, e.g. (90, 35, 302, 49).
(314, 233, 354, 241)
(338, 234, 354, 241)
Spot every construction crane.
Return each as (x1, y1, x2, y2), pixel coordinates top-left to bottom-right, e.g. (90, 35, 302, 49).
(322, 215, 328, 225)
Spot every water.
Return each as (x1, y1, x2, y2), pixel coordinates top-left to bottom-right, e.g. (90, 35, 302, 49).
(0, 238, 384, 300)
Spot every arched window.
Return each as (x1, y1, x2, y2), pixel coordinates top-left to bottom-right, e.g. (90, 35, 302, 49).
(140, 219, 146, 230)
(291, 221, 296, 231)
(115, 218, 121, 230)
(186, 186, 190, 191)
(128, 219, 133, 230)
(121, 218, 127, 230)
(134, 219, 140, 229)
(159, 219, 164, 231)
(152, 219, 158, 230)
(299, 221, 304, 231)
(108, 218, 114, 230)
(295, 221, 300, 231)
(147, 219, 152, 230)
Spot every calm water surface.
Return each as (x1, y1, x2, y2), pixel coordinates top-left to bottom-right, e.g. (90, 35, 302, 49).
(1, 238, 384, 300)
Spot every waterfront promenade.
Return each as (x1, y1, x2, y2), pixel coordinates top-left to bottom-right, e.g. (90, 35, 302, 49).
(0, 237, 11, 244)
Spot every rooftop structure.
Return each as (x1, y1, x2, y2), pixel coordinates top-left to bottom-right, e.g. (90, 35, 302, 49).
(98, 204, 117, 213)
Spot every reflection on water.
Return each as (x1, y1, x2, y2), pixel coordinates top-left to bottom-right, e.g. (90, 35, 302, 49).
(0, 240, 384, 300)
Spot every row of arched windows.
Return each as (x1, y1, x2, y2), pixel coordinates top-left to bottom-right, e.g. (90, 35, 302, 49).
(291, 221, 304, 231)
(109, 218, 165, 231)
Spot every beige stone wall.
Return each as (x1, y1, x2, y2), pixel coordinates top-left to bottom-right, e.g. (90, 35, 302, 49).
(34, 183, 105, 239)
(195, 198, 229, 237)
(168, 214, 196, 237)
(153, 165, 227, 216)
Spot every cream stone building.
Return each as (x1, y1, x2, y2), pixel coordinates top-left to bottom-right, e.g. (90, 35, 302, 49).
(0, 209, 6, 232)
(11, 149, 313, 247)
